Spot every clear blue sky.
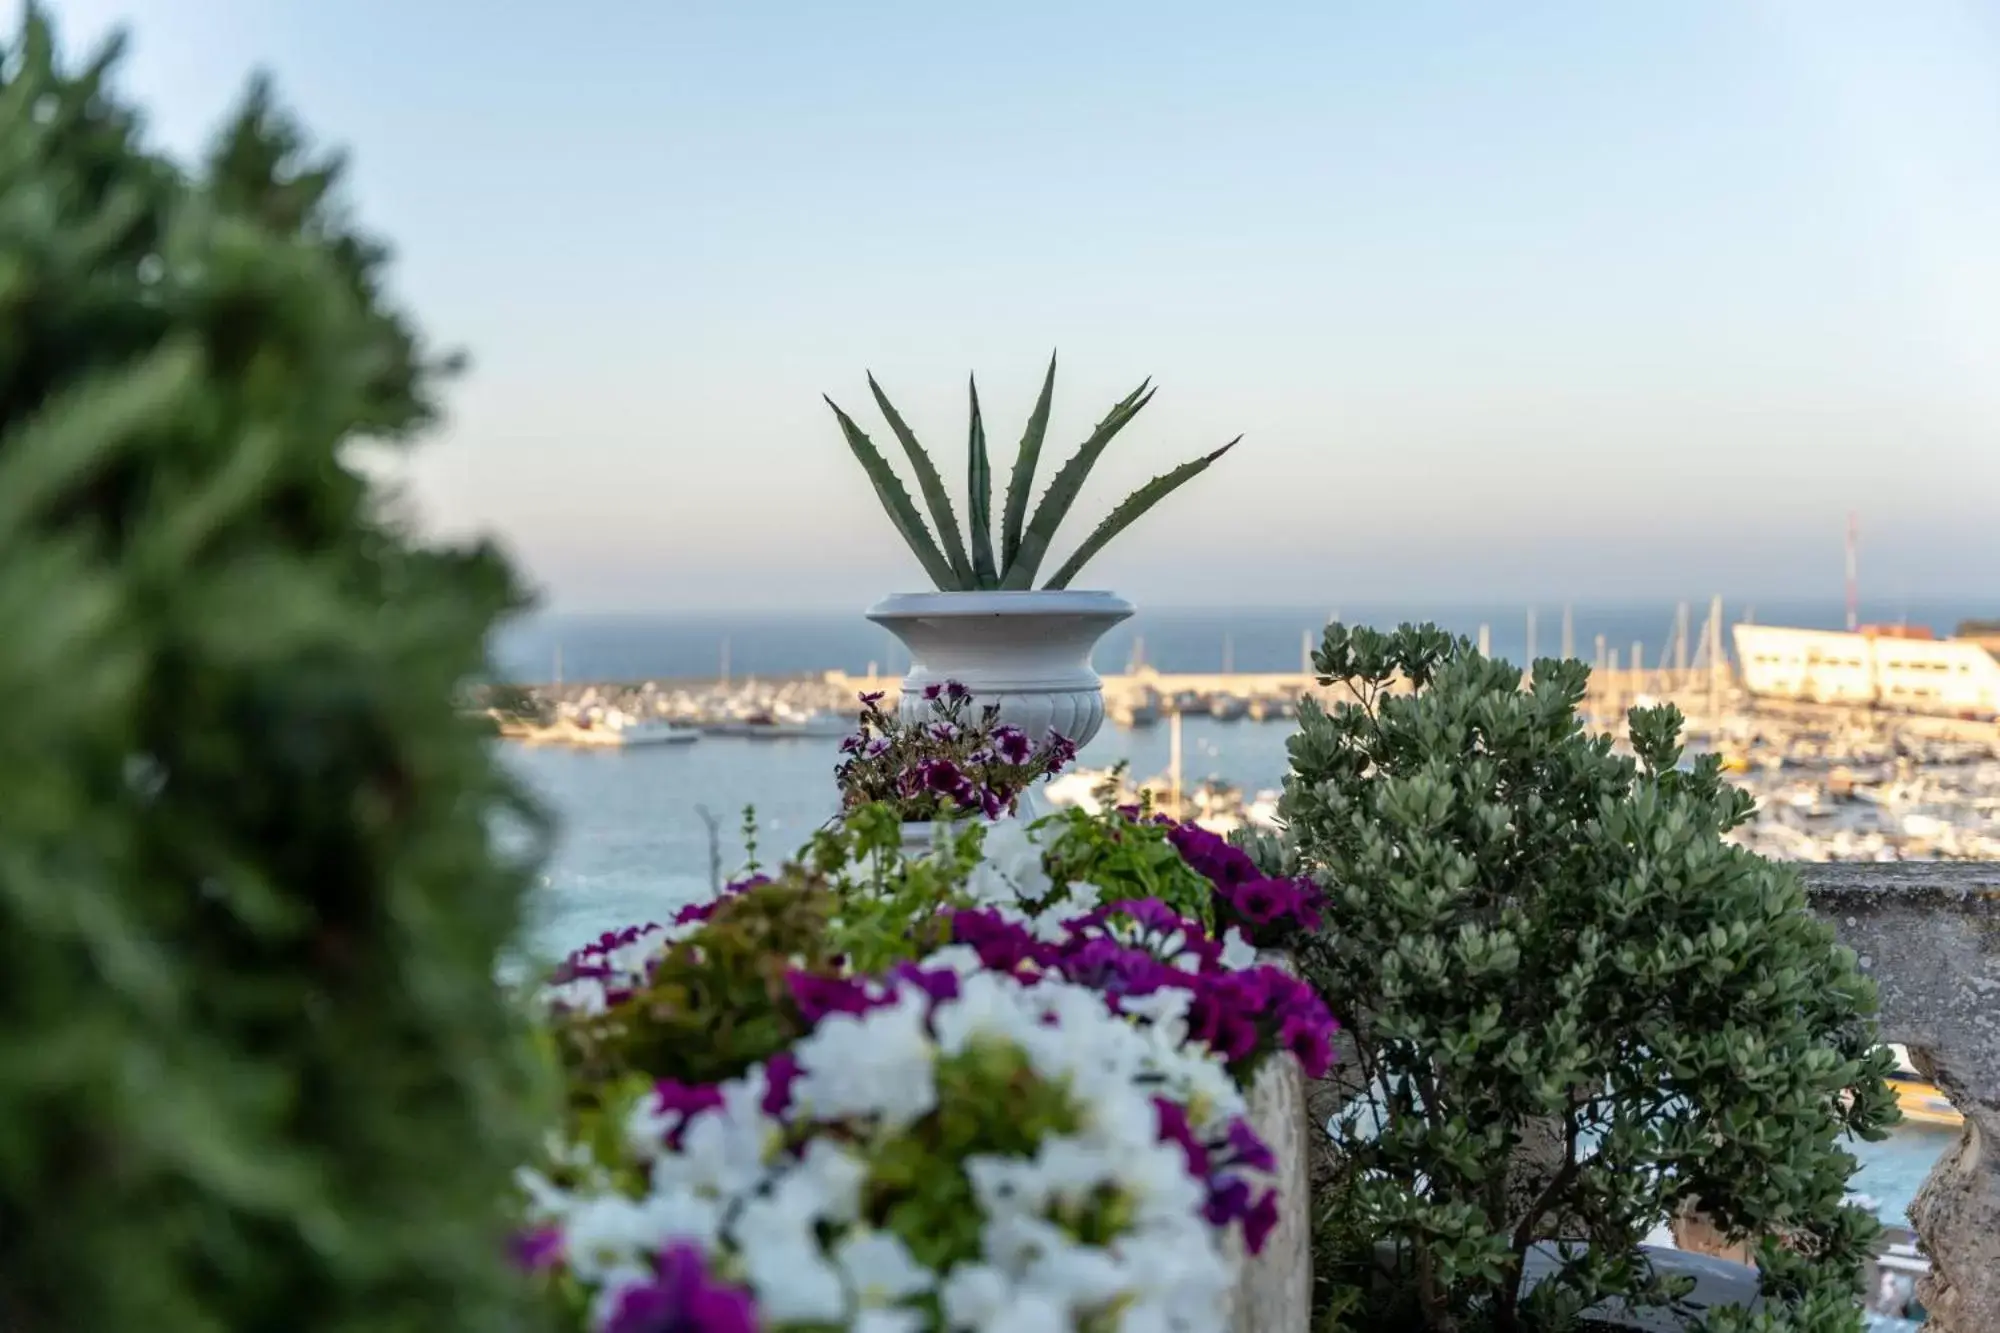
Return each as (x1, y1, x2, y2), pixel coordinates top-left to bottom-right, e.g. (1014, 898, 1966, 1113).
(29, 0, 2000, 611)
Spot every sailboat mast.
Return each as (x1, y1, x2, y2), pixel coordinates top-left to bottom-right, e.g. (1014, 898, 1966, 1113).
(1846, 512, 1860, 633)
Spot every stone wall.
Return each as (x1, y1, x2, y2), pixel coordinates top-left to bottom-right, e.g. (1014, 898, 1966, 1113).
(1801, 862, 2000, 1333)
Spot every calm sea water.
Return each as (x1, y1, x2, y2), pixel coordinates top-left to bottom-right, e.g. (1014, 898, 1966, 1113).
(510, 737, 1949, 1230)
(493, 598, 1991, 684)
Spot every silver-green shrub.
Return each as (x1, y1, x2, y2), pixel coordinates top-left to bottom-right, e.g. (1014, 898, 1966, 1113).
(1284, 624, 1896, 1332)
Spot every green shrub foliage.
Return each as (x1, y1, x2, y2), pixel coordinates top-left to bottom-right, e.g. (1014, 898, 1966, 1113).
(1284, 625, 1896, 1333)
(0, 11, 546, 1330)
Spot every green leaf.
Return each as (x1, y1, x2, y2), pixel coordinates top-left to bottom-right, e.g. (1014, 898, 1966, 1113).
(999, 379, 1155, 589)
(1042, 436, 1240, 590)
(0, 340, 200, 538)
(966, 375, 996, 588)
(1000, 350, 1057, 570)
(868, 374, 973, 587)
(825, 395, 961, 590)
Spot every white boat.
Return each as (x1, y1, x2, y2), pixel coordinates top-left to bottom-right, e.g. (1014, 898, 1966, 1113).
(612, 720, 700, 747)
(1733, 622, 2000, 719)
(717, 709, 852, 740)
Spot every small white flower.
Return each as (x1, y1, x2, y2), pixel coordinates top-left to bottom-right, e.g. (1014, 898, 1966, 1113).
(560, 1195, 659, 1282)
(735, 1231, 848, 1323)
(793, 1137, 868, 1224)
(792, 987, 938, 1128)
(653, 1075, 774, 1199)
(854, 1309, 926, 1333)
(513, 1165, 568, 1218)
(940, 1263, 1012, 1327)
(965, 820, 1054, 907)
(835, 1228, 934, 1306)
(983, 1289, 1070, 1333)
(1219, 926, 1258, 972)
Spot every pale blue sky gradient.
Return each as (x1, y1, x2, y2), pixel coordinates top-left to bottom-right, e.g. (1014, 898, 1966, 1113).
(26, 1, 2000, 610)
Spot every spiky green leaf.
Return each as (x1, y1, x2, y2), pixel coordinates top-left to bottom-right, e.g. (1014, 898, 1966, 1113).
(868, 374, 972, 586)
(966, 375, 997, 588)
(1042, 438, 1240, 589)
(1000, 350, 1057, 570)
(999, 379, 1155, 589)
(825, 396, 961, 590)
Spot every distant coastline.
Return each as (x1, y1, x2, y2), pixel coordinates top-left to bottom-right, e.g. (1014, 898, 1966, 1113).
(489, 598, 1991, 686)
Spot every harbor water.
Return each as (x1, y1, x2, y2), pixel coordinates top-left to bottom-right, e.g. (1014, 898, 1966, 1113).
(510, 714, 1953, 1238)
(492, 599, 1991, 685)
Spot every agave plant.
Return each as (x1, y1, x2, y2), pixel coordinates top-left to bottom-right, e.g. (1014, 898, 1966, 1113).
(825, 354, 1239, 591)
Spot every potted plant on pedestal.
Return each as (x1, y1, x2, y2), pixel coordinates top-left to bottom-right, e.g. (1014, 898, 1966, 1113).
(827, 353, 1239, 753)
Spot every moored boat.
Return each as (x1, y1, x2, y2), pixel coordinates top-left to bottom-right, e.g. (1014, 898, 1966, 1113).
(612, 719, 700, 747)
(1886, 1044, 1962, 1128)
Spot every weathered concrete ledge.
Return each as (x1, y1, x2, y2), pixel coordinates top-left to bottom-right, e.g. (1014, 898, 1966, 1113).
(1230, 950, 1313, 1333)
(1801, 861, 2000, 1333)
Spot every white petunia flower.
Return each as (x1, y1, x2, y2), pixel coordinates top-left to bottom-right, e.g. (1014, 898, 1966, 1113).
(791, 987, 938, 1128)
(652, 1074, 774, 1199)
(559, 1195, 661, 1282)
(1218, 927, 1258, 971)
(735, 1227, 848, 1324)
(854, 1309, 926, 1333)
(835, 1228, 934, 1306)
(939, 1263, 1013, 1327)
(964, 819, 1054, 908)
(792, 1137, 868, 1224)
(981, 1289, 1070, 1333)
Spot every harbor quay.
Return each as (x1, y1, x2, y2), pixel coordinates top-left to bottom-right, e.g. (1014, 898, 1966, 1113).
(481, 661, 2000, 751)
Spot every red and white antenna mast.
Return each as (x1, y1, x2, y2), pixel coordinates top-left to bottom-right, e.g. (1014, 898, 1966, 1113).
(1845, 511, 1859, 632)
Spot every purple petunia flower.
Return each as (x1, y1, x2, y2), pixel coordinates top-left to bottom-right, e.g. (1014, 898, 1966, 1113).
(922, 682, 945, 701)
(948, 908, 1046, 973)
(885, 961, 963, 1006)
(786, 971, 882, 1023)
(1153, 1097, 1211, 1178)
(992, 725, 1033, 765)
(510, 1224, 564, 1272)
(1223, 1117, 1277, 1174)
(1203, 1175, 1252, 1230)
(1168, 823, 1261, 889)
(1226, 878, 1295, 925)
(1278, 1006, 1336, 1079)
(652, 1079, 726, 1121)
(1242, 1188, 1281, 1254)
(945, 680, 971, 702)
(603, 1242, 759, 1333)
(761, 1051, 801, 1116)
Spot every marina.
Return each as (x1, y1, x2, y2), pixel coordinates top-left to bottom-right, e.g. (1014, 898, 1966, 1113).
(489, 604, 2000, 868)
(491, 597, 1994, 1322)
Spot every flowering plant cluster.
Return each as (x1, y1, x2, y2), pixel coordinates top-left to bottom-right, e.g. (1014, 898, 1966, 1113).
(1164, 824, 1323, 952)
(835, 683, 1077, 822)
(523, 807, 1336, 1332)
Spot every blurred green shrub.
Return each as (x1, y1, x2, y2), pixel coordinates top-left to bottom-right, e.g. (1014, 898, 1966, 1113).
(0, 9, 547, 1330)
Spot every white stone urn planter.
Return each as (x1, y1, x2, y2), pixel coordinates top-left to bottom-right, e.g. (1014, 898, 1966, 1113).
(866, 590, 1134, 753)
(895, 813, 1019, 858)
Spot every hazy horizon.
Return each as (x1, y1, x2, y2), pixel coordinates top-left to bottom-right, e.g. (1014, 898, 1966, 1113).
(27, 0, 2000, 610)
